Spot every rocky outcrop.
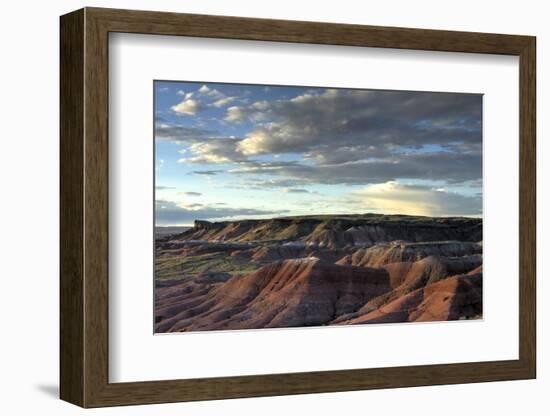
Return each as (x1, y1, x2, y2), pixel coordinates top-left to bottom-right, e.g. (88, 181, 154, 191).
(336, 241, 482, 268)
(174, 214, 482, 248)
(383, 254, 482, 288)
(250, 244, 350, 264)
(335, 272, 482, 325)
(333, 254, 482, 323)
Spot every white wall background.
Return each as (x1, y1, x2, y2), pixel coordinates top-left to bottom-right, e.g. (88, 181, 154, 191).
(0, 0, 546, 414)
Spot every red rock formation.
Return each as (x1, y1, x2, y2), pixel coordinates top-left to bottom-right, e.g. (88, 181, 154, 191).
(332, 254, 481, 323)
(335, 272, 482, 325)
(156, 258, 390, 332)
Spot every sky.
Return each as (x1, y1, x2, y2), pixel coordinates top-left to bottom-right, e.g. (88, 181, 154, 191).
(154, 81, 482, 226)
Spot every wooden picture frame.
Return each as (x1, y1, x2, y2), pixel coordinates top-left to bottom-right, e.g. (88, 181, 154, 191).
(60, 7, 536, 408)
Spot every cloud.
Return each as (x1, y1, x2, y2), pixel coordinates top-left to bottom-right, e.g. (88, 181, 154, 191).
(193, 84, 240, 108)
(228, 151, 481, 186)
(226, 102, 270, 124)
(191, 170, 225, 175)
(211, 96, 236, 108)
(198, 84, 224, 99)
(155, 199, 289, 224)
(178, 202, 204, 210)
(171, 99, 201, 115)
(154, 123, 212, 143)
(176, 88, 482, 187)
(178, 137, 246, 164)
(157, 86, 482, 211)
(179, 191, 202, 196)
(177, 90, 194, 100)
(155, 185, 175, 190)
(281, 188, 311, 194)
(223, 178, 307, 190)
(344, 182, 481, 217)
(234, 89, 481, 157)
(225, 106, 245, 122)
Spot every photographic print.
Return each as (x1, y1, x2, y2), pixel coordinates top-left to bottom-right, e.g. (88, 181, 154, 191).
(154, 81, 482, 333)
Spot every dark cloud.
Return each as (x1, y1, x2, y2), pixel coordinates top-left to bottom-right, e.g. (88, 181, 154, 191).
(281, 188, 311, 194)
(191, 170, 225, 175)
(160, 88, 482, 188)
(155, 200, 289, 224)
(234, 89, 482, 159)
(155, 122, 247, 163)
(154, 122, 213, 143)
(283, 188, 309, 194)
(229, 151, 481, 186)
(155, 186, 175, 190)
(179, 191, 202, 196)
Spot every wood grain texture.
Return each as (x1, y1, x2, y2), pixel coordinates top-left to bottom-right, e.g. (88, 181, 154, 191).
(59, 7, 537, 408)
(83, 10, 110, 406)
(518, 38, 537, 376)
(59, 8, 84, 407)
(88, 7, 532, 54)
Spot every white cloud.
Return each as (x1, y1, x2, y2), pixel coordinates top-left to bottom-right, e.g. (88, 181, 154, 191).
(211, 96, 236, 108)
(225, 106, 245, 122)
(251, 100, 269, 111)
(177, 90, 194, 100)
(196, 84, 239, 108)
(171, 99, 200, 115)
(237, 128, 272, 154)
(198, 85, 211, 94)
(178, 138, 244, 164)
(199, 84, 224, 99)
(177, 202, 204, 211)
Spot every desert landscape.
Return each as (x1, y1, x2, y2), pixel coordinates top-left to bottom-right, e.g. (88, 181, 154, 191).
(155, 214, 482, 332)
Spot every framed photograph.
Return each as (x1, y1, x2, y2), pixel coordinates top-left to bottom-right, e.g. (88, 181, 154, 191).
(60, 7, 536, 408)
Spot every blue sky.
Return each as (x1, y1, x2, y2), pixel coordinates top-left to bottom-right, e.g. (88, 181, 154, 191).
(154, 81, 482, 226)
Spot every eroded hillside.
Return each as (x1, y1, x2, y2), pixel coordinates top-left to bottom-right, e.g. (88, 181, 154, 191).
(155, 214, 482, 332)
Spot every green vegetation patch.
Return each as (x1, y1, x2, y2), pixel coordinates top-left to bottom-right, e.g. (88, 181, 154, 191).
(155, 251, 261, 280)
